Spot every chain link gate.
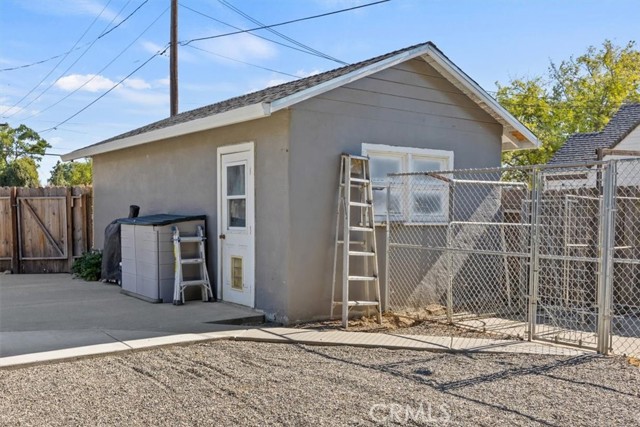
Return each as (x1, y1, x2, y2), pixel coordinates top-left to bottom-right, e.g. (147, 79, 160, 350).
(386, 158, 640, 356)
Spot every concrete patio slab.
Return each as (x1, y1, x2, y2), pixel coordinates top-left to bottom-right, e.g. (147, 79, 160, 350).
(0, 274, 263, 357)
(0, 326, 588, 369)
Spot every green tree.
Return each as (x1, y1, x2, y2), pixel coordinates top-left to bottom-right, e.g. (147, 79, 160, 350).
(48, 160, 92, 186)
(0, 157, 40, 187)
(0, 123, 50, 187)
(498, 40, 640, 169)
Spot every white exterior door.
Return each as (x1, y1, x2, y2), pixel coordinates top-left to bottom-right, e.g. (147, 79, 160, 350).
(218, 144, 255, 307)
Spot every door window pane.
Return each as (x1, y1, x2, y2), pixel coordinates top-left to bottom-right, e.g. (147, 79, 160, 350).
(228, 199, 246, 227)
(227, 165, 245, 196)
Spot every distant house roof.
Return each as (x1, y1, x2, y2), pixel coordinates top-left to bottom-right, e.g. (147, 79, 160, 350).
(549, 103, 640, 164)
(63, 42, 539, 161)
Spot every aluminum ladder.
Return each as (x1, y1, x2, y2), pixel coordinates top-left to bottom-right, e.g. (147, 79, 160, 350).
(331, 154, 382, 328)
(172, 225, 213, 305)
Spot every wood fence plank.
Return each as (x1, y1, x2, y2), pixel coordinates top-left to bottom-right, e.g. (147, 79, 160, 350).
(1, 186, 92, 273)
(10, 187, 19, 272)
(66, 188, 73, 271)
(22, 199, 65, 257)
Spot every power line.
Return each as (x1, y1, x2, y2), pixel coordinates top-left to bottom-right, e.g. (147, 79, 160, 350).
(0, 0, 144, 73)
(7, 1, 148, 120)
(185, 45, 300, 78)
(38, 46, 169, 134)
(1, 0, 115, 117)
(217, 0, 346, 65)
(181, 3, 340, 62)
(181, 0, 390, 46)
(37, 0, 390, 134)
(21, 6, 168, 122)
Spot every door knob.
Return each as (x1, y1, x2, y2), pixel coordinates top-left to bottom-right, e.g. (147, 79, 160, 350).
(219, 234, 226, 239)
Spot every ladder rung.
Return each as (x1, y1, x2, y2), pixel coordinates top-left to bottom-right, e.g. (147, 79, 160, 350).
(350, 178, 370, 184)
(348, 300, 379, 307)
(337, 240, 365, 245)
(348, 250, 375, 257)
(181, 258, 204, 264)
(344, 154, 369, 161)
(349, 201, 372, 207)
(332, 300, 379, 307)
(340, 182, 370, 188)
(177, 236, 205, 243)
(348, 275, 377, 281)
(180, 279, 209, 287)
(349, 226, 374, 232)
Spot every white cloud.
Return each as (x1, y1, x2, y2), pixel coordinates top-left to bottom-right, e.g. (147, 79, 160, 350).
(123, 78, 151, 90)
(155, 77, 171, 87)
(0, 104, 24, 116)
(52, 73, 168, 107)
(18, 0, 118, 21)
(118, 89, 168, 107)
(198, 33, 277, 63)
(55, 74, 115, 92)
(141, 40, 166, 55)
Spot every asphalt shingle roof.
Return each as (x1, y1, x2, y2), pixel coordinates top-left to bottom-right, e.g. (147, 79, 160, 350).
(96, 42, 435, 146)
(549, 103, 640, 164)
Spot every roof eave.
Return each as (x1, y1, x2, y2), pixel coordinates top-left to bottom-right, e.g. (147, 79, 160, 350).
(61, 102, 271, 161)
(421, 47, 540, 151)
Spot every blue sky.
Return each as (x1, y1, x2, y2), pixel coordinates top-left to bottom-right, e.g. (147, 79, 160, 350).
(0, 0, 639, 183)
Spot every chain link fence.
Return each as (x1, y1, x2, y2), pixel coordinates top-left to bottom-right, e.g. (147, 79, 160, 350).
(385, 158, 640, 357)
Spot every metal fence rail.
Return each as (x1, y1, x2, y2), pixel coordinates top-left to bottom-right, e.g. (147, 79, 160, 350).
(386, 158, 640, 356)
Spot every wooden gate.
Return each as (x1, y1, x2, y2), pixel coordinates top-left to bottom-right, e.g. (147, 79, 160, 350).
(0, 187, 93, 273)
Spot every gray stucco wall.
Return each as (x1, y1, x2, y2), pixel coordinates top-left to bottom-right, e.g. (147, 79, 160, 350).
(286, 58, 504, 322)
(92, 111, 291, 320)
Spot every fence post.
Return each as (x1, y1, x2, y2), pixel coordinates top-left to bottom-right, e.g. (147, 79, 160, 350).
(446, 181, 455, 323)
(384, 184, 390, 312)
(10, 187, 20, 273)
(597, 161, 616, 355)
(527, 169, 542, 342)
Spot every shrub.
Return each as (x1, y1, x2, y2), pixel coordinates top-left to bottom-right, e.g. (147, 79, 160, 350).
(72, 250, 102, 281)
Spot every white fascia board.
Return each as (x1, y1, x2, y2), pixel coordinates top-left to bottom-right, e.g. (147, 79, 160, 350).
(61, 103, 270, 161)
(269, 45, 432, 112)
(422, 47, 540, 150)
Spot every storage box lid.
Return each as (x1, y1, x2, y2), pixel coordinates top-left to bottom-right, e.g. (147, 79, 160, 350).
(117, 214, 206, 226)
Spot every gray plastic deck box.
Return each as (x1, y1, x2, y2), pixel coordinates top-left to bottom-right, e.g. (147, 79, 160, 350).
(118, 214, 206, 303)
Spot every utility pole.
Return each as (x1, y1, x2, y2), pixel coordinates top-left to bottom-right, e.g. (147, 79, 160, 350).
(170, 0, 178, 116)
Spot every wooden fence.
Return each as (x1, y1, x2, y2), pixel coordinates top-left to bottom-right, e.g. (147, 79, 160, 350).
(0, 186, 93, 273)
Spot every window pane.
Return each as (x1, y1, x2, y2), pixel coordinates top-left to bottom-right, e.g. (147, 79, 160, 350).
(412, 158, 442, 172)
(413, 193, 442, 215)
(228, 199, 246, 227)
(370, 156, 401, 182)
(227, 165, 245, 196)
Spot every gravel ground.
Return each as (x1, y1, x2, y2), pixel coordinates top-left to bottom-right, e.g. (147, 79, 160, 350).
(1, 341, 639, 426)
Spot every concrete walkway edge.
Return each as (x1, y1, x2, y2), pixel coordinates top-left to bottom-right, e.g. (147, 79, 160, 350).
(0, 327, 589, 370)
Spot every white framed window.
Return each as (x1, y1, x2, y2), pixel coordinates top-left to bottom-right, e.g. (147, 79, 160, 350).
(362, 143, 454, 224)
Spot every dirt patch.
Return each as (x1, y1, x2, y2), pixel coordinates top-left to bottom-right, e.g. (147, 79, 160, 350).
(628, 356, 640, 367)
(296, 308, 512, 340)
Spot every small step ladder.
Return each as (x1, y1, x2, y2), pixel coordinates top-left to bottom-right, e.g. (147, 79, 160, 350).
(331, 154, 383, 328)
(172, 225, 214, 305)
